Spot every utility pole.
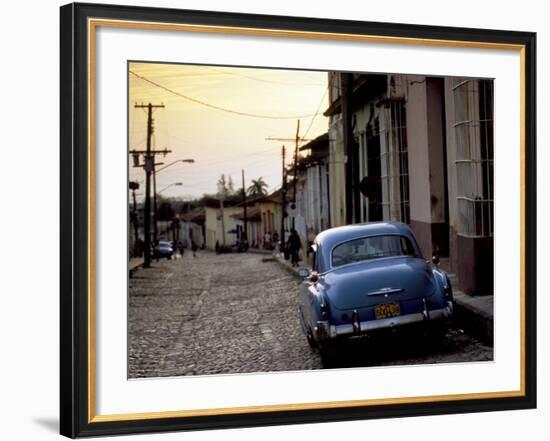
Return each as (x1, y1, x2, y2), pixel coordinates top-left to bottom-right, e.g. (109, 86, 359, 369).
(153, 167, 158, 242)
(292, 119, 300, 229)
(219, 196, 226, 247)
(280, 145, 287, 251)
(132, 102, 166, 268)
(152, 162, 166, 243)
(217, 175, 227, 247)
(266, 120, 311, 231)
(129, 181, 139, 257)
(340, 73, 354, 225)
(241, 169, 248, 246)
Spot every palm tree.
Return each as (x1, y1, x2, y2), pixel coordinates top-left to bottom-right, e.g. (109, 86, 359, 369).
(247, 177, 268, 197)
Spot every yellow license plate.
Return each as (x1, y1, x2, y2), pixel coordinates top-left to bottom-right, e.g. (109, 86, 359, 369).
(375, 302, 401, 319)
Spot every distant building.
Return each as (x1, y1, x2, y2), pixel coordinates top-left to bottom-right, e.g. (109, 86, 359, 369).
(298, 133, 331, 242)
(232, 192, 282, 249)
(325, 72, 494, 295)
(181, 208, 205, 248)
(203, 199, 243, 249)
(232, 205, 262, 248)
(284, 133, 331, 251)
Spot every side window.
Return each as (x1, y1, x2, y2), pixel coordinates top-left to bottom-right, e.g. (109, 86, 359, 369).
(400, 236, 416, 256)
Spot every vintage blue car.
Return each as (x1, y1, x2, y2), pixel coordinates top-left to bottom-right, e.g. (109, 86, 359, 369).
(298, 222, 453, 364)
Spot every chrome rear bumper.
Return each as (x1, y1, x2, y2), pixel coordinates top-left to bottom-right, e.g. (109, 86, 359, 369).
(315, 301, 453, 341)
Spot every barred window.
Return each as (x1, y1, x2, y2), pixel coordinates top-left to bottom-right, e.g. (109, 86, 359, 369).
(389, 101, 410, 224)
(453, 79, 494, 237)
(358, 101, 410, 224)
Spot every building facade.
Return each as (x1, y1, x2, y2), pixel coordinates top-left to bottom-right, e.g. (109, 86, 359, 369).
(204, 205, 243, 250)
(232, 194, 282, 249)
(288, 133, 331, 248)
(325, 72, 493, 295)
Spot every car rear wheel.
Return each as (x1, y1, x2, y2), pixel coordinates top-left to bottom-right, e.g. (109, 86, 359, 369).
(306, 329, 317, 349)
(424, 322, 448, 348)
(319, 342, 338, 368)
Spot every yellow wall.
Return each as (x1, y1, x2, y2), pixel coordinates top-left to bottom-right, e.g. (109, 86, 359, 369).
(204, 206, 243, 249)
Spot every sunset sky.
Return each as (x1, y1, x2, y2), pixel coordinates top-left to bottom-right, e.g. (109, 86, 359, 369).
(128, 62, 329, 200)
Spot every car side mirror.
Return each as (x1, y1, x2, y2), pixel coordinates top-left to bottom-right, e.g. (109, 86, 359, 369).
(298, 268, 311, 278)
(432, 255, 440, 266)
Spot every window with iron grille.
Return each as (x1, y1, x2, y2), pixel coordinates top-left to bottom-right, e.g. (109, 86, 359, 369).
(357, 101, 410, 224)
(453, 79, 494, 237)
(389, 101, 410, 224)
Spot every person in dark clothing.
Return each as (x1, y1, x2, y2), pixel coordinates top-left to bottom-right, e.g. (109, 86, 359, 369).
(288, 229, 302, 267)
(192, 240, 198, 257)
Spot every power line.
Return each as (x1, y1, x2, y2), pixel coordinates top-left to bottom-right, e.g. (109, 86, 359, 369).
(129, 146, 282, 177)
(129, 70, 320, 120)
(179, 148, 281, 169)
(301, 87, 329, 143)
(131, 153, 281, 188)
(202, 66, 326, 87)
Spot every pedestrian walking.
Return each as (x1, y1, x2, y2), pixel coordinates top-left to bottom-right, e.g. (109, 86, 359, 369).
(272, 231, 280, 255)
(264, 231, 272, 250)
(178, 240, 184, 256)
(192, 239, 198, 257)
(288, 229, 302, 267)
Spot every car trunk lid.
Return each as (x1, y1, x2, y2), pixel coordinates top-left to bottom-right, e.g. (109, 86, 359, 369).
(322, 257, 435, 310)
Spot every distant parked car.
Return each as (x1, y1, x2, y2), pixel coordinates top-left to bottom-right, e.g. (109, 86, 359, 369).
(158, 241, 174, 259)
(298, 222, 453, 366)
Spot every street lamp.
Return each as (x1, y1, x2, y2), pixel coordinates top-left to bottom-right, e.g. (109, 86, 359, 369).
(158, 182, 183, 194)
(155, 182, 183, 241)
(129, 181, 140, 257)
(152, 159, 194, 243)
(156, 158, 195, 174)
(141, 158, 195, 184)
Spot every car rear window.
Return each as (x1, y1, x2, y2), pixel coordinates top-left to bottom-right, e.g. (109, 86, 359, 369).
(331, 235, 416, 268)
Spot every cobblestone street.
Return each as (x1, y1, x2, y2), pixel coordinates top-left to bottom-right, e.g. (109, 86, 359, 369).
(128, 251, 492, 378)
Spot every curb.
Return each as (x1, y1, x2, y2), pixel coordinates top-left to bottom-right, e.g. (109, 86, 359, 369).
(452, 293, 494, 346)
(247, 248, 274, 255)
(273, 254, 303, 279)
(446, 273, 493, 345)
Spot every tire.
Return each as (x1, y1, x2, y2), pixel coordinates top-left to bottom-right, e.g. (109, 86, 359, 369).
(426, 323, 448, 347)
(306, 329, 317, 349)
(319, 342, 338, 368)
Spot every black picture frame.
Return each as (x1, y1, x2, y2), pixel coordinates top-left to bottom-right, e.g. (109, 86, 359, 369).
(60, 2, 537, 438)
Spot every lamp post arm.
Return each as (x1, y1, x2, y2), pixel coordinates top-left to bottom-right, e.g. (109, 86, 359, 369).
(156, 159, 195, 173)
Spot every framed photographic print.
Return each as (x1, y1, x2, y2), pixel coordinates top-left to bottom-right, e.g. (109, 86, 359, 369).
(60, 2, 537, 438)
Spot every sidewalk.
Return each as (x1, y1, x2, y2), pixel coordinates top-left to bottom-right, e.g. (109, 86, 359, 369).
(129, 257, 143, 276)
(246, 248, 273, 255)
(440, 258, 493, 345)
(274, 255, 493, 345)
(129, 253, 183, 276)
(447, 272, 493, 345)
(273, 253, 301, 275)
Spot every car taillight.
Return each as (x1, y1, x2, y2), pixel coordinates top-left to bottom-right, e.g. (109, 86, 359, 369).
(310, 271, 319, 284)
